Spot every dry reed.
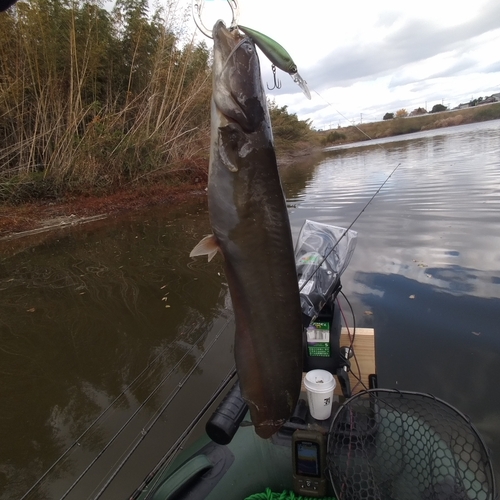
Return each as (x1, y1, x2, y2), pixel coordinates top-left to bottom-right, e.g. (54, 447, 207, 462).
(0, 0, 212, 202)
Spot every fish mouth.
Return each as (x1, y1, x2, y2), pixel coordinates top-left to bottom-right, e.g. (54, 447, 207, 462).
(212, 21, 265, 133)
(213, 20, 240, 61)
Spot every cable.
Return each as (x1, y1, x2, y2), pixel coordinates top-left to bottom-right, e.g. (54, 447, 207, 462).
(339, 290, 356, 348)
(336, 293, 368, 393)
(337, 298, 360, 385)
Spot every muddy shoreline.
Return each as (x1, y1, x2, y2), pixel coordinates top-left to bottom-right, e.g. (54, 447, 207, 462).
(0, 182, 208, 240)
(0, 149, 318, 240)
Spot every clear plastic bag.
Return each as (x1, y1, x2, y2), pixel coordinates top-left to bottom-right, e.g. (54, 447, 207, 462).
(295, 220, 357, 321)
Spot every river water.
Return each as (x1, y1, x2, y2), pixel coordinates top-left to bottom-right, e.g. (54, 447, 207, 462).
(1, 119, 499, 498)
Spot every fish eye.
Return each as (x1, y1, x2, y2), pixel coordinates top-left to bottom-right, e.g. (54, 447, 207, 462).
(241, 39, 254, 52)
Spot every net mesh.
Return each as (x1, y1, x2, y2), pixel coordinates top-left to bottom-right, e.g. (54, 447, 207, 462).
(327, 389, 496, 500)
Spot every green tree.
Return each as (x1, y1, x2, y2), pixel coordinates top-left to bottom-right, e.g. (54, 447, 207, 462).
(268, 101, 314, 151)
(430, 104, 447, 113)
(113, 0, 161, 97)
(383, 112, 394, 120)
(325, 131, 346, 143)
(469, 97, 484, 107)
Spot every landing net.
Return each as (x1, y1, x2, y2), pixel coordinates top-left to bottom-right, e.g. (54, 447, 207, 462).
(327, 389, 496, 500)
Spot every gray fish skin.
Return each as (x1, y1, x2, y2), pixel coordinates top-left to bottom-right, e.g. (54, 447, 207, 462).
(191, 21, 303, 438)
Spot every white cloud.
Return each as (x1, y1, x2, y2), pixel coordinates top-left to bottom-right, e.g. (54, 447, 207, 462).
(187, 0, 500, 129)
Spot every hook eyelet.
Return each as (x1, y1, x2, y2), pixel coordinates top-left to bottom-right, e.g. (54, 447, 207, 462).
(192, 0, 240, 39)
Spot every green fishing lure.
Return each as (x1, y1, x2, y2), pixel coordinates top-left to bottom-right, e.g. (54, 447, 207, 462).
(238, 25, 311, 100)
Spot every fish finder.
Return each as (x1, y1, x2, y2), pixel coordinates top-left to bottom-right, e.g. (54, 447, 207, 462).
(292, 429, 327, 497)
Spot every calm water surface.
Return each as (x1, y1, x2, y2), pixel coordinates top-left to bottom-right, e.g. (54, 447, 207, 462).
(1, 119, 500, 498)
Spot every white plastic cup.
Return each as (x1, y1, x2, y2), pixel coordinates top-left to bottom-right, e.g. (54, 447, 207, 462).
(304, 369, 336, 420)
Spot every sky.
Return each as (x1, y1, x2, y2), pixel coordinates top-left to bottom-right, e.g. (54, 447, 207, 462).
(183, 0, 500, 130)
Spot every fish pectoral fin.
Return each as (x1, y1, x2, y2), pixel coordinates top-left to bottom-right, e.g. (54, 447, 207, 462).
(190, 234, 219, 262)
(218, 124, 250, 172)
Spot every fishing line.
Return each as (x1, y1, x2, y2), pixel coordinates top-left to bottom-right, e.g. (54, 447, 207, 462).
(19, 323, 201, 500)
(294, 86, 404, 298)
(313, 89, 380, 144)
(89, 315, 234, 500)
(218, 35, 249, 75)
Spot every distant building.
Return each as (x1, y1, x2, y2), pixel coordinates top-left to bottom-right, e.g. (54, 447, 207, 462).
(454, 93, 499, 110)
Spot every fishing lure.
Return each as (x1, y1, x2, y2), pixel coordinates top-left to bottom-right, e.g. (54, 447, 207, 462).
(238, 25, 311, 100)
(191, 0, 310, 99)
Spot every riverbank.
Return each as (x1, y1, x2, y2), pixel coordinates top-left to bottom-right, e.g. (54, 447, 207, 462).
(0, 179, 209, 240)
(0, 147, 320, 239)
(321, 102, 500, 145)
(0, 151, 212, 240)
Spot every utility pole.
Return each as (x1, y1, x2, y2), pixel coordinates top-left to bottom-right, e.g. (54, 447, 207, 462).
(360, 113, 363, 124)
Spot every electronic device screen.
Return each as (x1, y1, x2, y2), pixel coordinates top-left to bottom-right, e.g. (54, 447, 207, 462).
(292, 430, 327, 497)
(295, 441, 320, 477)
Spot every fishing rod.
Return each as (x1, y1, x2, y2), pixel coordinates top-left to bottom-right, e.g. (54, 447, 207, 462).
(88, 314, 234, 500)
(297, 160, 402, 296)
(264, 71, 404, 299)
(58, 327, 210, 499)
(291, 91, 402, 390)
(22, 312, 232, 499)
(132, 365, 237, 500)
(19, 323, 205, 500)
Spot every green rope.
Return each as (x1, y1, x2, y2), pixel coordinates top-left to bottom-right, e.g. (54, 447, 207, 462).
(244, 488, 336, 500)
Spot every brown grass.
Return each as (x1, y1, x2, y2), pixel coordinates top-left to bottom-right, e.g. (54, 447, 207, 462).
(0, 0, 212, 203)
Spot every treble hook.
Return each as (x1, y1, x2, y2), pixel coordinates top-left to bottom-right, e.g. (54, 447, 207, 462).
(267, 65, 282, 91)
(192, 0, 240, 39)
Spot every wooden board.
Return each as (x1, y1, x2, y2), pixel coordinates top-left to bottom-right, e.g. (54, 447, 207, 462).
(301, 327, 375, 396)
(336, 327, 375, 395)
